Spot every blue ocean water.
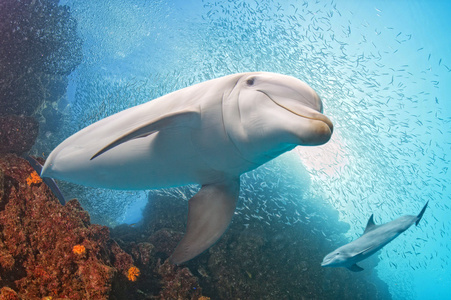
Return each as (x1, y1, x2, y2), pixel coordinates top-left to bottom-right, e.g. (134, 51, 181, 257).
(51, 0, 450, 299)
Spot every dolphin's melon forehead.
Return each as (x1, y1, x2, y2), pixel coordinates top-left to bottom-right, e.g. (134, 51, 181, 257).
(236, 72, 324, 113)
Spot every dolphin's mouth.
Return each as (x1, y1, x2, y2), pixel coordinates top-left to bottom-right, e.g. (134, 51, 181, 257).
(258, 90, 333, 133)
(321, 257, 333, 267)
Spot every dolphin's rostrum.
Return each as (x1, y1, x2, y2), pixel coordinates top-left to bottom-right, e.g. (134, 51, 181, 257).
(41, 72, 333, 264)
(321, 201, 428, 272)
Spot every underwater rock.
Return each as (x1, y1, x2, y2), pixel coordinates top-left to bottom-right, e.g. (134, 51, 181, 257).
(129, 242, 155, 267)
(148, 229, 184, 258)
(0, 0, 82, 77)
(109, 211, 211, 299)
(0, 0, 81, 117)
(109, 239, 134, 272)
(0, 154, 134, 299)
(0, 73, 68, 118)
(157, 259, 203, 300)
(0, 115, 39, 155)
(0, 287, 20, 300)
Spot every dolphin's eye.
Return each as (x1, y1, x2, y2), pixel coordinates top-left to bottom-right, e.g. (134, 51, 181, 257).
(246, 78, 255, 86)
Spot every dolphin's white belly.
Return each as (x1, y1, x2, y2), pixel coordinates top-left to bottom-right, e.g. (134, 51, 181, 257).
(41, 90, 210, 188)
(44, 126, 228, 189)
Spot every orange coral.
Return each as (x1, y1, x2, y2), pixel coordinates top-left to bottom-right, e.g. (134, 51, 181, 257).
(127, 266, 140, 282)
(26, 171, 42, 185)
(72, 244, 86, 255)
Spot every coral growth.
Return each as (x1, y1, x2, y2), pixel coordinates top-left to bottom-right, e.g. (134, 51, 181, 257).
(0, 154, 133, 299)
(26, 171, 42, 186)
(72, 244, 86, 255)
(127, 266, 140, 282)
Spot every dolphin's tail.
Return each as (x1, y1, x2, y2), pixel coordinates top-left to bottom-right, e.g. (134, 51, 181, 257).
(25, 156, 66, 205)
(415, 201, 429, 226)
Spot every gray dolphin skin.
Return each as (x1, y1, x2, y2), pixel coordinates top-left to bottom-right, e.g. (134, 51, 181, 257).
(321, 202, 428, 272)
(40, 72, 333, 264)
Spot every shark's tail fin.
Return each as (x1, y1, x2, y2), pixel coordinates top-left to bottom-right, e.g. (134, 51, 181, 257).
(25, 156, 66, 205)
(415, 201, 429, 226)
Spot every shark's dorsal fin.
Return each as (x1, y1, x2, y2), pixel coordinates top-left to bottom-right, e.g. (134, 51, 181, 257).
(347, 264, 364, 272)
(363, 214, 377, 234)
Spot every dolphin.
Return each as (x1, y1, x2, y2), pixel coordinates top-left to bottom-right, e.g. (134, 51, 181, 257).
(321, 201, 428, 272)
(41, 72, 333, 264)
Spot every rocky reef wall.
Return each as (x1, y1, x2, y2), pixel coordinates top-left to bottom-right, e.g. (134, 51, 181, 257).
(0, 155, 208, 300)
(0, 0, 82, 158)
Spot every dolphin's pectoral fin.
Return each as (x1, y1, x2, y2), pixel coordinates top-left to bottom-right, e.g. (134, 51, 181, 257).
(91, 109, 200, 160)
(169, 178, 240, 265)
(347, 264, 364, 272)
(356, 245, 374, 257)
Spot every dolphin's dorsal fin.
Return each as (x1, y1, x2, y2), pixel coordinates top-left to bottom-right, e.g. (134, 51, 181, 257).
(91, 109, 200, 160)
(347, 264, 364, 272)
(363, 214, 377, 234)
(169, 177, 240, 264)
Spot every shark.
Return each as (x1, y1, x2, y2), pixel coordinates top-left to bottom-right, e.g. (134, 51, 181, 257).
(321, 201, 428, 272)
